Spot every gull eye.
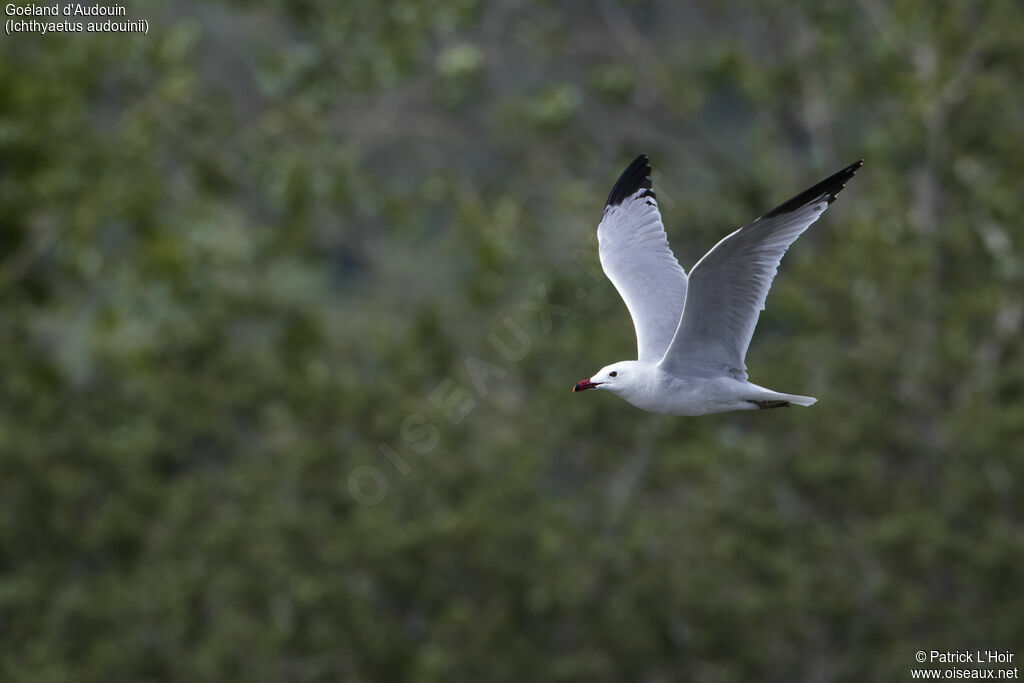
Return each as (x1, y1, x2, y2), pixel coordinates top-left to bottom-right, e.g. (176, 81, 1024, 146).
(609, 371, 617, 377)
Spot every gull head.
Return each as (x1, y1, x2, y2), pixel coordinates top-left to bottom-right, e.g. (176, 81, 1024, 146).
(572, 361, 639, 395)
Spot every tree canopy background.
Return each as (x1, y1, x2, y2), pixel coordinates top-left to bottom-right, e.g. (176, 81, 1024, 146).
(2, 1, 1022, 681)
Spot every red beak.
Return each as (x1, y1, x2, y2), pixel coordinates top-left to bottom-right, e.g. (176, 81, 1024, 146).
(572, 378, 601, 392)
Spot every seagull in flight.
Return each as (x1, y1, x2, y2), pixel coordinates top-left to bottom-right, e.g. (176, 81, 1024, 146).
(573, 155, 862, 416)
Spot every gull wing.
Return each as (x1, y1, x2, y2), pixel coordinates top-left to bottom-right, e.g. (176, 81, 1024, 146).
(660, 160, 863, 379)
(598, 155, 689, 361)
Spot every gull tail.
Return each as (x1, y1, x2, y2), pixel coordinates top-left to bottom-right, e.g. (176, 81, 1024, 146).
(775, 392, 817, 407)
(749, 391, 818, 409)
(770, 393, 819, 409)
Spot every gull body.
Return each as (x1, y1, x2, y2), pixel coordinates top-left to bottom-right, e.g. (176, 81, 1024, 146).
(578, 360, 803, 416)
(573, 155, 862, 416)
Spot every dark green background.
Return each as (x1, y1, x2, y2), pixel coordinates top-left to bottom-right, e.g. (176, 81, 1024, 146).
(2, 1, 1022, 680)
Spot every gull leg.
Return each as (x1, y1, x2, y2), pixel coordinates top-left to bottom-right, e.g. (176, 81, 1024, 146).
(748, 400, 790, 409)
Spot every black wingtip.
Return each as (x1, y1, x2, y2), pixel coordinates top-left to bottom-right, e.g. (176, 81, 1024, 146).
(606, 154, 656, 207)
(762, 159, 864, 219)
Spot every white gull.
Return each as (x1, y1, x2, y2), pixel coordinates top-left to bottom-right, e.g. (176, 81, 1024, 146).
(573, 155, 862, 416)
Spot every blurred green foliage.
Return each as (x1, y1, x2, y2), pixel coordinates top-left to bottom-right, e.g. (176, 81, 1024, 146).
(1, 1, 1023, 681)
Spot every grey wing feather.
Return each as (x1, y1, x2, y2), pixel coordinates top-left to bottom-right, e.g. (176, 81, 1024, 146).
(598, 155, 689, 361)
(660, 160, 863, 379)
